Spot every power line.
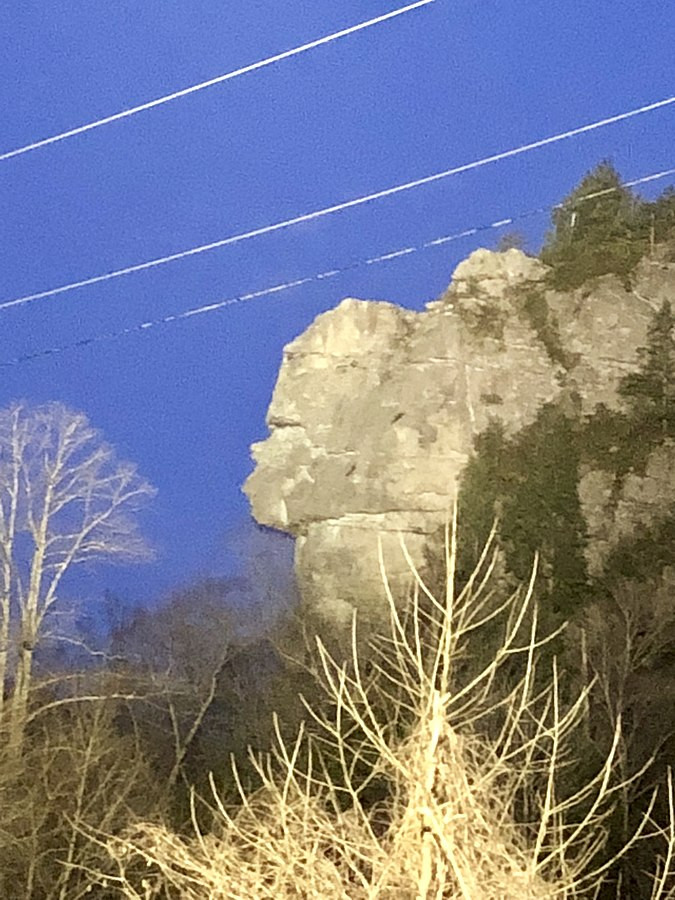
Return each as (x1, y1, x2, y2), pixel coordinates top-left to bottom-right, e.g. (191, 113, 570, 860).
(2, 94, 673, 315)
(0, 0, 436, 164)
(2, 166, 672, 369)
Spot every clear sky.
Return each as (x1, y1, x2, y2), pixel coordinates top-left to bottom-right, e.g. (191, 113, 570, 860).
(1, 0, 673, 608)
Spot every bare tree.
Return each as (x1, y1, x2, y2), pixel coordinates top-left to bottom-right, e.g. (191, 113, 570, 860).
(0, 678, 164, 900)
(0, 401, 156, 756)
(563, 575, 675, 895)
(109, 525, 301, 798)
(101, 521, 675, 899)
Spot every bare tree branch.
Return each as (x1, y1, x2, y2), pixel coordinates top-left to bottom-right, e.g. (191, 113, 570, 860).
(0, 401, 156, 756)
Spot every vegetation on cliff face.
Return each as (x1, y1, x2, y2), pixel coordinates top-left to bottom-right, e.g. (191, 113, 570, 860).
(516, 282, 576, 370)
(451, 294, 674, 605)
(456, 402, 589, 620)
(497, 169, 674, 598)
(580, 298, 675, 487)
(619, 298, 675, 440)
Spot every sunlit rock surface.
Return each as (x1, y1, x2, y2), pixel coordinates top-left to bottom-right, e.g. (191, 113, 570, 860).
(244, 248, 674, 628)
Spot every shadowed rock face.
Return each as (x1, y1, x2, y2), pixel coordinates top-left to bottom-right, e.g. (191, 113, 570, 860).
(243, 248, 674, 629)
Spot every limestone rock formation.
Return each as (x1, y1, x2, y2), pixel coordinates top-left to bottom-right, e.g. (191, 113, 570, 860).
(243, 248, 674, 629)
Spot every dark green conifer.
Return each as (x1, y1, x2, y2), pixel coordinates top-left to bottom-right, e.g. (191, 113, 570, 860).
(541, 161, 645, 289)
(619, 299, 675, 439)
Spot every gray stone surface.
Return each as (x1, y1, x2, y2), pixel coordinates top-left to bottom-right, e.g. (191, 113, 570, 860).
(243, 248, 674, 628)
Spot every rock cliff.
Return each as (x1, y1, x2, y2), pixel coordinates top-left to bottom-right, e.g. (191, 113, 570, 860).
(243, 248, 675, 629)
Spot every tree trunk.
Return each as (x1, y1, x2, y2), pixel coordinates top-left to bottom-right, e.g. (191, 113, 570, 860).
(8, 496, 51, 757)
(7, 640, 36, 756)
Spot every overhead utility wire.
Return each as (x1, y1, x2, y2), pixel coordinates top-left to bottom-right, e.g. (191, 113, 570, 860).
(2, 94, 673, 315)
(0, 0, 436, 163)
(2, 166, 672, 369)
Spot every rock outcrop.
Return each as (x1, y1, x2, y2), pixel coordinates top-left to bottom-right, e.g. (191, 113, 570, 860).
(243, 248, 675, 629)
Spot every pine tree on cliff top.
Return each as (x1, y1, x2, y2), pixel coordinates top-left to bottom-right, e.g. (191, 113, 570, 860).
(541, 161, 644, 289)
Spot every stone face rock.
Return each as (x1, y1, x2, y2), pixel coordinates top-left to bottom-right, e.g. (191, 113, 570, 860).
(243, 248, 674, 629)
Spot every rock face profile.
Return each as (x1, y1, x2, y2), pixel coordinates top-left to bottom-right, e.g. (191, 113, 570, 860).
(243, 248, 674, 630)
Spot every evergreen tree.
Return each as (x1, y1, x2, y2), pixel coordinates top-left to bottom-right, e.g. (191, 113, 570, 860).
(541, 161, 645, 289)
(496, 230, 527, 252)
(456, 418, 510, 567)
(618, 299, 675, 439)
(454, 404, 589, 622)
(498, 404, 589, 618)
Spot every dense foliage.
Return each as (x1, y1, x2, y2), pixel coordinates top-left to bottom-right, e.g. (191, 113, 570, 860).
(541, 161, 675, 289)
(456, 403, 589, 621)
(451, 293, 674, 601)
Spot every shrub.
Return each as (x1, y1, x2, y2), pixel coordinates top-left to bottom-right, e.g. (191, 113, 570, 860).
(94, 516, 675, 898)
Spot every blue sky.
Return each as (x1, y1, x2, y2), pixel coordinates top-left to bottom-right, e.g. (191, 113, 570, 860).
(1, 0, 673, 608)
